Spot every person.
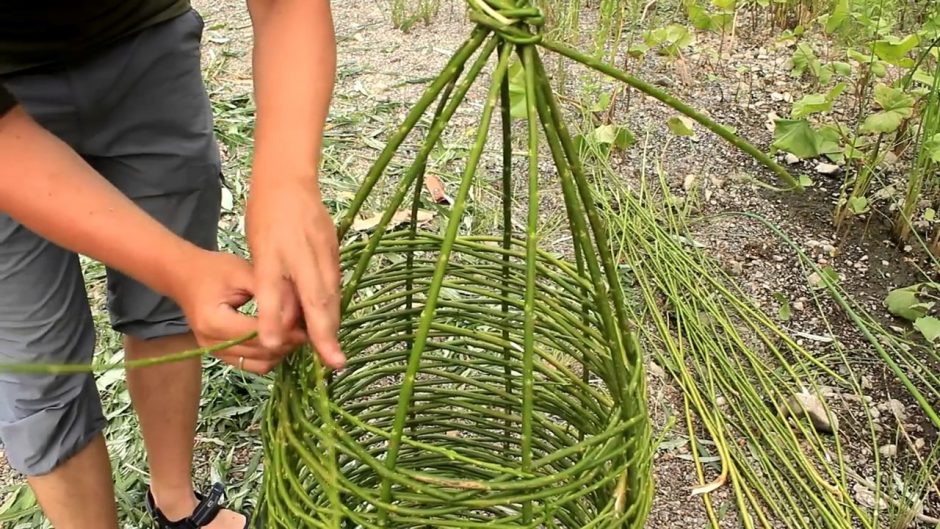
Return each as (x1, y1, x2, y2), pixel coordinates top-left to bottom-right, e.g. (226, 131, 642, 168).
(0, 1, 345, 527)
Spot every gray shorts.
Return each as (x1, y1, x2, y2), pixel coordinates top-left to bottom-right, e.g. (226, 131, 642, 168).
(0, 9, 222, 476)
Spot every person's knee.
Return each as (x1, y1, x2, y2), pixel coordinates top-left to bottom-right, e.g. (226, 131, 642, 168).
(0, 375, 106, 476)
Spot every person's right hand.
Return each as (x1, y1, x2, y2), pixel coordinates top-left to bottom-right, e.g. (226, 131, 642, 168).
(172, 249, 306, 374)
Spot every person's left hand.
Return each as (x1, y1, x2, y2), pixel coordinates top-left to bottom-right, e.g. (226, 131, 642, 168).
(245, 177, 345, 370)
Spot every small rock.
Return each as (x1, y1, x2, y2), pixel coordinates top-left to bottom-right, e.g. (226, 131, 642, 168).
(648, 361, 666, 378)
(884, 399, 907, 420)
(861, 376, 873, 390)
(821, 243, 837, 256)
(869, 408, 880, 420)
(914, 438, 925, 450)
(780, 392, 838, 434)
(854, 483, 888, 510)
(683, 174, 697, 191)
(771, 92, 785, 101)
(785, 153, 801, 164)
(792, 300, 805, 311)
(654, 76, 674, 88)
(879, 444, 897, 458)
(815, 162, 841, 175)
(729, 260, 744, 275)
(716, 396, 727, 406)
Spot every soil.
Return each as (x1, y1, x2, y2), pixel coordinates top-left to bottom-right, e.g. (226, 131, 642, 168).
(1, 0, 937, 527)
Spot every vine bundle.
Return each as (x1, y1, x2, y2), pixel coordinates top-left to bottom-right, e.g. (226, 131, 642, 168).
(0, 1, 801, 526)
(256, 1, 667, 527)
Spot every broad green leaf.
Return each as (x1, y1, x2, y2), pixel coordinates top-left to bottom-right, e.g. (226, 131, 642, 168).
(914, 316, 940, 342)
(792, 93, 829, 119)
(848, 196, 869, 214)
(872, 34, 920, 65)
(772, 292, 792, 321)
(831, 61, 853, 76)
(799, 174, 814, 187)
(791, 83, 845, 118)
(818, 123, 845, 157)
(847, 48, 872, 63)
(645, 27, 667, 47)
(861, 84, 914, 133)
(667, 115, 696, 137)
(591, 92, 611, 113)
(924, 133, 940, 163)
(926, 208, 936, 221)
(911, 67, 937, 87)
(710, 12, 734, 30)
(871, 61, 887, 77)
(885, 285, 933, 321)
(507, 60, 527, 120)
(791, 43, 817, 77)
(662, 24, 693, 55)
(593, 124, 635, 150)
(711, 0, 735, 10)
(687, 1, 714, 30)
(628, 43, 650, 58)
(825, 0, 848, 33)
(772, 119, 823, 159)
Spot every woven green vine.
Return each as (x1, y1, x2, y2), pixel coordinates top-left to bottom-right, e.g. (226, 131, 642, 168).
(254, 0, 798, 522)
(258, 2, 665, 526)
(0, 1, 801, 527)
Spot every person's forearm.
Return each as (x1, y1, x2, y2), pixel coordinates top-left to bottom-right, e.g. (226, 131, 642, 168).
(0, 107, 203, 300)
(247, 0, 337, 192)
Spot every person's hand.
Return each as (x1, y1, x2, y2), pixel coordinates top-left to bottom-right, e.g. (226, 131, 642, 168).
(173, 250, 305, 374)
(246, 178, 345, 370)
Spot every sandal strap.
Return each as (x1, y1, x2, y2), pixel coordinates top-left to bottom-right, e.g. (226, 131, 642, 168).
(145, 483, 225, 529)
(190, 483, 225, 527)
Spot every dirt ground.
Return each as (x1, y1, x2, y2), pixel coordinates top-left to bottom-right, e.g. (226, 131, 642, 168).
(0, 0, 937, 527)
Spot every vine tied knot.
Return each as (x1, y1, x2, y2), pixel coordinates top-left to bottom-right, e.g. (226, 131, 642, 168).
(467, 0, 544, 44)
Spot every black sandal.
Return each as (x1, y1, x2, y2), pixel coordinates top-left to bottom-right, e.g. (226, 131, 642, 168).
(145, 482, 256, 529)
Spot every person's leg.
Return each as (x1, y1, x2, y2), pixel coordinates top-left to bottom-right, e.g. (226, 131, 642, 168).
(27, 436, 118, 529)
(77, 9, 247, 528)
(0, 65, 116, 529)
(125, 334, 245, 528)
(0, 221, 116, 529)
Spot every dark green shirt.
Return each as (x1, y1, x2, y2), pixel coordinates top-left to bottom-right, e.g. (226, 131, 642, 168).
(0, 0, 191, 116)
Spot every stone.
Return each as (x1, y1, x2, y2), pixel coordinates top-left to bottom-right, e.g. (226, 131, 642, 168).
(815, 163, 841, 175)
(914, 438, 925, 450)
(780, 392, 838, 434)
(648, 361, 666, 379)
(884, 399, 907, 420)
(785, 153, 801, 164)
(879, 444, 897, 458)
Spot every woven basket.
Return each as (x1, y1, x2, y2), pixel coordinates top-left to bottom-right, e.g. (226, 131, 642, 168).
(259, 3, 652, 526)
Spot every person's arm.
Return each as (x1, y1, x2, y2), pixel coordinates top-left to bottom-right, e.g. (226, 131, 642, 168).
(245, 0, 345, 369)
(0, 101, 298, 372)
(0, 106, 203, 298)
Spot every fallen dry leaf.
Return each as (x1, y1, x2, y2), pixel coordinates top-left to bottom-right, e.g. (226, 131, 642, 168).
(424, 174, 452, 205)
(351, 209, 435, 232)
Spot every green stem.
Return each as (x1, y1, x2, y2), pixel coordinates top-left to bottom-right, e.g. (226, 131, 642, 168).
(538, 38, 800, 189)
(519, 42, 539, 525)
(0, 332, 256, 374)
(337, 30, 488, 241)
(499, 46, 514, 450)
(376, 42, 514, 525)
(340, 35, 498, 312)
